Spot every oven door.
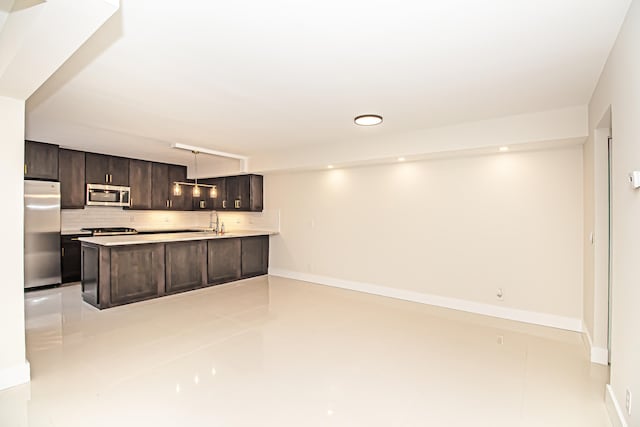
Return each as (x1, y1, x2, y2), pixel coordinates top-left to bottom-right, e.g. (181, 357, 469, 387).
(86, 184, 131, 207)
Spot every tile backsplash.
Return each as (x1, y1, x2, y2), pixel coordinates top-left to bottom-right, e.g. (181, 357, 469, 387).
(61, 206, 280, 233)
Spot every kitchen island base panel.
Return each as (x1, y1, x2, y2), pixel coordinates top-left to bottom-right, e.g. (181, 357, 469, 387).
(110, 244, 165, 306)
(208, 238, 241, 284)
(81, 244, 99, 307)
(81, 234, 270, 309)
(166, 240, 207, 294)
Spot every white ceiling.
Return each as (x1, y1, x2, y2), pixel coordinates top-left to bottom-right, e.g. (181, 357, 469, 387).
(26, 0, 631, 172)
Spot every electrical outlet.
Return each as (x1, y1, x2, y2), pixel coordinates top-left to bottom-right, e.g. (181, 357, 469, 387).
(626, 389, 632, 415)
(496, 288, 504, 301)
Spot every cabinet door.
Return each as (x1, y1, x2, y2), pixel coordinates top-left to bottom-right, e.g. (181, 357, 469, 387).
(129, 159, 152, 209)
(168, 164, 187, 210)
(241, 236, 269, 277)
(224, 176, 238, 210)
(109, 156, 130, 186)
(191, 178, 214, 210)
(237, 175, 251, 210)
(85, 153, 110, 184)
(110, 244, 164, 306)
(210, 177, 226, 210)
(151, 162, 169, 209)
(249, 174, 263, 212)
(208, 238, 241, 284)
(61, 236, 82, 283)
(59, 149, 85, 208)
(166, 241, 206, 293)
(25, 141, 59, 180)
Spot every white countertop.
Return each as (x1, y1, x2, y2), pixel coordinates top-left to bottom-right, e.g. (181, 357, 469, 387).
(61, 230, 93, 236)
(78, 230, 277, 246)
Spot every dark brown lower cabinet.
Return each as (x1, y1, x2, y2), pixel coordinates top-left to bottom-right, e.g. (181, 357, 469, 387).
(208, 238, 241, 284)
(241, 236, 269, 277)
(61, 235, 83, 283)
(166, 241, 207, 293)
(110, 244, 164, 306)
(82, 242, 165, 309)
(81, 244, 99, 306)
(81, 235, 269, 309)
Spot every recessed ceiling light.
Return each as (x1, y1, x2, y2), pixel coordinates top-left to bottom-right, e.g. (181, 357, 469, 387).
(499, 146, 509, 152)
(354, 114, 383, 126)
(398, 157, 406, 162)
(327, 165, 334, 169)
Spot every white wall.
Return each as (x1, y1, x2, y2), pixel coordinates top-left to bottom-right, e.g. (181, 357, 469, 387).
(0, 0, 119, 392)
(266, 146, 584, 328)
(587, 1, 640, 425)
(583, 121, 611, 364)
(252, 106, 587, 172)
(0, 95, 29, 389)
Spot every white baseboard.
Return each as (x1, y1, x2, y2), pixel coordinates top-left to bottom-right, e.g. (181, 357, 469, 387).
(269, 268, 583, 332)
(0, 361, 30, 391)
(606, 384, 629, 427)
(583, 328, 609, 365)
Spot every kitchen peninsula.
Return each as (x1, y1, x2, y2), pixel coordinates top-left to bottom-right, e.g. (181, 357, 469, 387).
(79, 230, 273, 309)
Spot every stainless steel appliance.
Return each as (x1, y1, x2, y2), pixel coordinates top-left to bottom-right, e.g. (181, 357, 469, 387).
(80, 227, 138, 236)
(24, 180, 61, 289)
(86, 184, 131, 207)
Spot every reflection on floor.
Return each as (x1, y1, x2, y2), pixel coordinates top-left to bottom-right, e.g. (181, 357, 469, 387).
(1, 276, 610, 426)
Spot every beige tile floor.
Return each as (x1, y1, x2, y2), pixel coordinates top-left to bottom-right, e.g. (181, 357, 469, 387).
(1, 276, 611, 426)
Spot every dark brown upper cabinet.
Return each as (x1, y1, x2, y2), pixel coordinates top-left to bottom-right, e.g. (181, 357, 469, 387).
(128, 159, 152, 209)
(223, 174, 263, 212)
(85, 153, 129, 186)
(210, 177, 227, 210)
(24, 141, 59, 181)
(151, 162, 169, 209)
(191, 177, 220, 211)
(58, 149, 85, 208)
(168, 164, 188, 210)
(150, 162, 189, 210)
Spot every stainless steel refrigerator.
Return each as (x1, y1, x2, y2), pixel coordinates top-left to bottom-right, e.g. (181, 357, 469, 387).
(24, 180, 61, 289)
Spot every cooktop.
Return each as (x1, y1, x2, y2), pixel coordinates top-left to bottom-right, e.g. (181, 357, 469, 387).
(80, 227, 138, 236)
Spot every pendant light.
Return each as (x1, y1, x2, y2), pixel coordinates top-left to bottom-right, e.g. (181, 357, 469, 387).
(171, 150, 218, 197)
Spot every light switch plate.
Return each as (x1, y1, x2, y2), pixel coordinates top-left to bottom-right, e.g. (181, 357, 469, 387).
(630, 171, 640, 189)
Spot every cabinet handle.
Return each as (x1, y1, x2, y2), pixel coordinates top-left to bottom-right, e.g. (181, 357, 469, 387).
(109, 174, 113, 183)
(105, 174, 108, 183)
(166, 200, 169, 208)
(24, 164, 27, 175)
(222, 200, 227, 209)
(235, 200, 240, 209)
(61, 248, 65, 257)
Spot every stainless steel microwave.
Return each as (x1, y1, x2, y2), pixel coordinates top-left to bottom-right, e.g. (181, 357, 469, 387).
(86, 184, 131, 207)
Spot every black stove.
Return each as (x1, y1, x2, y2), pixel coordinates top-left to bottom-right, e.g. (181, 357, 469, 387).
(81, 227, 138, 236)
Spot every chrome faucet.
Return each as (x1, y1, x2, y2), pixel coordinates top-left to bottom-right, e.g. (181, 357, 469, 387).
(209, 211, 219, 234)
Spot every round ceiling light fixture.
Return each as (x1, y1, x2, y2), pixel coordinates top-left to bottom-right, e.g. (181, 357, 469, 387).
(354, 114, 383, 126)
